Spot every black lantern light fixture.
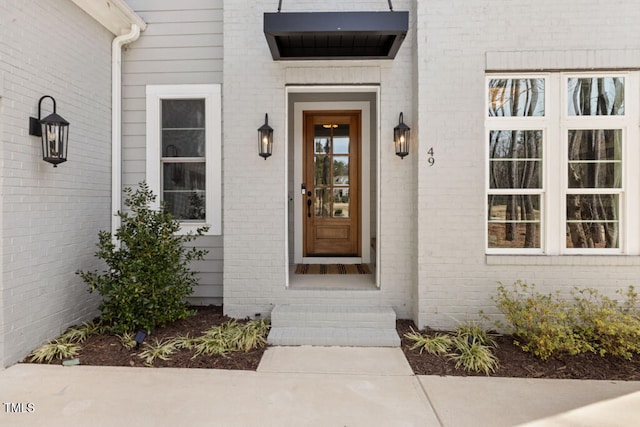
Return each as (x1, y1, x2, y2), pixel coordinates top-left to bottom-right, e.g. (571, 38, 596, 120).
(258, 113, 273, 160)
(394, 112, 410, 159)
(29, 95, 70, 167)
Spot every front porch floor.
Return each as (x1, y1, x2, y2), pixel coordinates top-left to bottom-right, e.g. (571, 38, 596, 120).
(287, 264, 377, 290)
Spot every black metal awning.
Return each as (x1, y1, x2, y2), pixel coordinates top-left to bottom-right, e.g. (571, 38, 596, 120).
(263, 11, 409, 60)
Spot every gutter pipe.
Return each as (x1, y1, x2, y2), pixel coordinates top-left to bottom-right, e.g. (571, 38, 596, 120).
(111, 24, 141, 242)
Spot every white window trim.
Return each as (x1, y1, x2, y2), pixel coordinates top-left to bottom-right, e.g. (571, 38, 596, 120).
(485, 72, 639, 255)
(485, 73, 551, 255)
(146, 84, 222, 235)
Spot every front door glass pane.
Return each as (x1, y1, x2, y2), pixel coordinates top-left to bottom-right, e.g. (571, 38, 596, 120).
(315, 188, 331, 218)
(333, 124, 350, 154)
(333, 156, 349, 186)
(314, 125, 331, 154)
(312, 121, 352, 220)
(333, 188, 349, 217)
(315, 156, 331, 186)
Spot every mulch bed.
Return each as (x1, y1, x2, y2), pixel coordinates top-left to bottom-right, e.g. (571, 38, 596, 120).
(25, 308, 640, 380)
(28, 306, 266, 370)
(397, 320, 640, 381)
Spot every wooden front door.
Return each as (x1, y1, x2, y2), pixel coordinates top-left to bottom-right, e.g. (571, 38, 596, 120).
(303, 111, 361, 257)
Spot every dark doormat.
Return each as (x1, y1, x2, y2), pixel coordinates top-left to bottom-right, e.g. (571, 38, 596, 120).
(295, 264, 371, 275)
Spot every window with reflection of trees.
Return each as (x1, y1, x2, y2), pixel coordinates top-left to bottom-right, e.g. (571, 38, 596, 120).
(488, 78, 544, 249)
(486, 75, 631, 252)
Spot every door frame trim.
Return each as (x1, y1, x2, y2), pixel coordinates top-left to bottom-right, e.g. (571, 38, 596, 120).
(294, 101, 371, 265)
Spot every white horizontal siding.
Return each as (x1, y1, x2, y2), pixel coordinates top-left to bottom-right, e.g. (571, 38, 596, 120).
(126, 46, 223, 62)
(127, 0, 222, 11)
(126, 59, 223, 74)
(122, 0, 224, 301)
(134, 9, 223, 23)
(131, 34, 223, 49)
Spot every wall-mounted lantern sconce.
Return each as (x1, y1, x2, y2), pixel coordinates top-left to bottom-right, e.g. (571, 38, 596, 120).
(394, 112, 410, 159)
(29, 95, 70, 167)
(258, 113, 273, 160)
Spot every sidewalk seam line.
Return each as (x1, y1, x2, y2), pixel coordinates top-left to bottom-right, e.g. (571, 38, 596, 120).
(415, 376, 445, 427)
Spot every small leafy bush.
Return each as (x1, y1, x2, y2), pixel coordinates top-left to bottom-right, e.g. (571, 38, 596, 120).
(494, 281, 640, 360)
(571, 287, 640, 359)
(77, 182, 208, 334)
(494, 281, 586, 360)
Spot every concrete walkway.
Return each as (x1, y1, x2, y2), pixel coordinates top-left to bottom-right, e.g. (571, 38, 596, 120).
(1, 347, 639, 426)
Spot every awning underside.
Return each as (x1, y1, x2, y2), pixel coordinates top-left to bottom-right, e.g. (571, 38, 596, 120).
(264, 11, 408, 60)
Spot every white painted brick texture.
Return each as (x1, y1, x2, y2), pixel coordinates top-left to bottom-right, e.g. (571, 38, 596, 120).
(223, 0, 417, 320)
(416, 0, 640, 329)
(0, 0, 113, 366)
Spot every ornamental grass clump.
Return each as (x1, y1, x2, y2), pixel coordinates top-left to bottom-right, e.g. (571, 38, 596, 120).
(449, 335, 499, 376)
(405, 321, 498, 375)
(29, 321, 105, 363)
(135, 319, 270, 365)
(29, 340, 81, 363)
(405, 328, 452, 355)
(77, 182, 208, 334)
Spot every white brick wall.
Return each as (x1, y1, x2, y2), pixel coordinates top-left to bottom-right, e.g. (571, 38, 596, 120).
(416, 0, 640, 329)
(0, 0, 113, 366)
(223, 0, 418, 319)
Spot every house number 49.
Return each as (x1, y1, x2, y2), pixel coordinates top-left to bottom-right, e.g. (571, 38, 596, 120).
(427, 147, 435, 166)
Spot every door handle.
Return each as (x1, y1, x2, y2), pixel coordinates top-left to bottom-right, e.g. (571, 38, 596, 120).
(307, 198, 312, 218)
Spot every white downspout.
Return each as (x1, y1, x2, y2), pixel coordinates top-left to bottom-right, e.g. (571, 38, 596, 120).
(112, 24, 140, 242)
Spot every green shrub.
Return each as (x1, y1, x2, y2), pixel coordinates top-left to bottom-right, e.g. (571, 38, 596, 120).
(77, 182, 208, 334)
(571, 287, 640, 359)
(494, 281, 640, 360)
(494, 281, 586, 360)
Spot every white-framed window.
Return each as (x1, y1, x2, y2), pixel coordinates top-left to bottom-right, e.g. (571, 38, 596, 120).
(146, 84, 221, 235)
(486, 72, 639, 255)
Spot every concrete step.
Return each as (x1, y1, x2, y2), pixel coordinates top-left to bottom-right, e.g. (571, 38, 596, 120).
(267, 327, 400, 347)
(267, 305, 400, 347)
(270, 305, 396, 329)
